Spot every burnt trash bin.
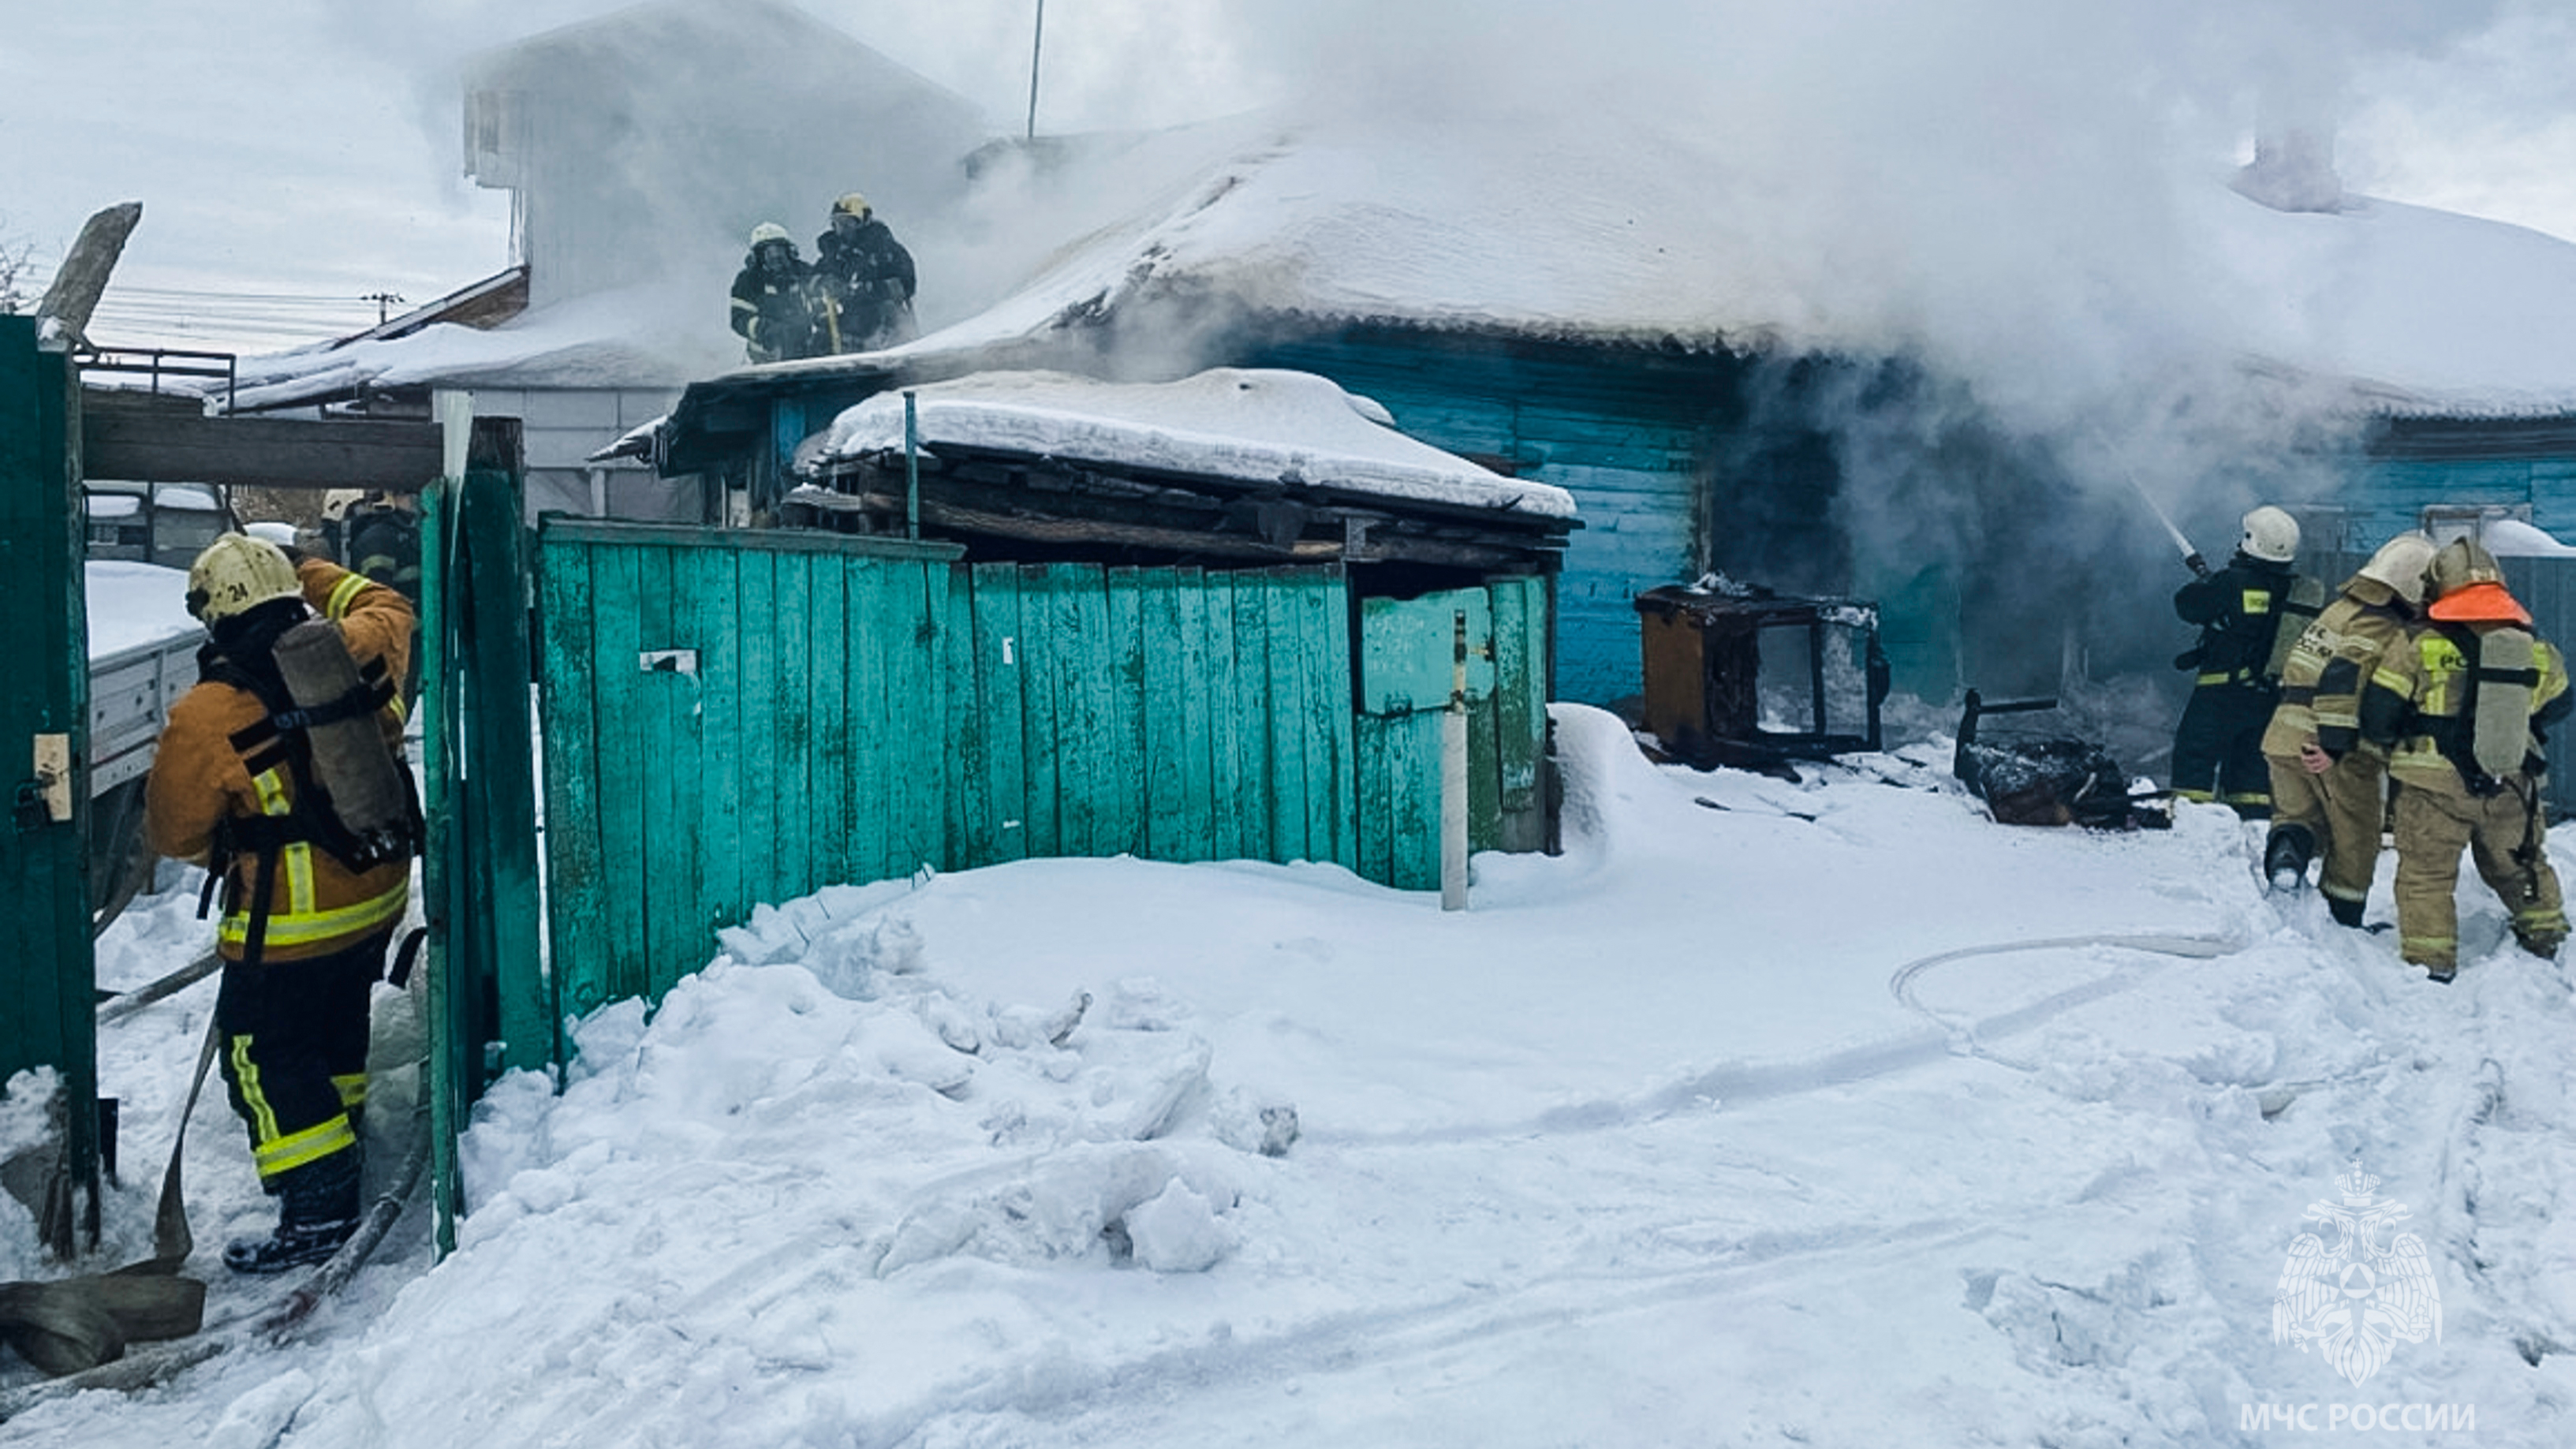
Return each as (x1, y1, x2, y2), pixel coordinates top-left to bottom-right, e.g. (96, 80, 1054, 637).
(1635, 577, 1888, 773)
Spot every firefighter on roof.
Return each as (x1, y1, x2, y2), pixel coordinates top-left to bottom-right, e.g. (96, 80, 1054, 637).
(2258, 531, 2437, 924)
(812, 192, 917, 353)
(2359, 536, 2570, 980)
(729, 222, 827, 364)
(145, 532, 421, 1272)
(2170, 505, 2320, 817)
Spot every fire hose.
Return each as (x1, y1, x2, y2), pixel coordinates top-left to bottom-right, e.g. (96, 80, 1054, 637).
(1889, 932, 2238, 1059)
(2093, 433, 2210, 580)
(0, 953, 432, 1418)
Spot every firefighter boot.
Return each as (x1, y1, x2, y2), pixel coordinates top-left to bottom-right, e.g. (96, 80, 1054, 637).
(225, 1148, 363, 1275)
(2325, 894, 2367, 930)
(2264, 824, 2315, 892)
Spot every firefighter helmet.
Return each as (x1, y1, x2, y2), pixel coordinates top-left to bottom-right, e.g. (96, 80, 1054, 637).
(2426, 536, 2529, 623)
(187, 532, 302, 623)
(2356, 532, 2438, 607)
(2239, 506, 2299, 564)
(749, 222, 793, 248)
(321, 488, 366, 524)
(832, 192, 872, 221)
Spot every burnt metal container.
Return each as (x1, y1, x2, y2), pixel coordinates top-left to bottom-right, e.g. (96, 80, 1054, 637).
(1635, 578, 1888, 771)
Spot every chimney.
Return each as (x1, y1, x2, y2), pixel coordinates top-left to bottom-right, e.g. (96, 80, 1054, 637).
(2232, 86, 2343, 215)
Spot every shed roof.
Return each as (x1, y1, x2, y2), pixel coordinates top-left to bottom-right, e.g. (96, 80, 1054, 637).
(810, 368, 1575, 519)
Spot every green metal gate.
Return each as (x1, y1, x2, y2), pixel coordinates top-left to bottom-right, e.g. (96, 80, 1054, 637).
(0, 317, 98, 1245)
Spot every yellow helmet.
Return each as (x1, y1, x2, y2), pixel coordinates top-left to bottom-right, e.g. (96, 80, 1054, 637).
(831, 192, 872, 221)
(187, 532, 302, 622)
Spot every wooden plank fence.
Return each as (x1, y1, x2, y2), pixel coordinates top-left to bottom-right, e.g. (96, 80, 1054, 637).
(530, 520, 1550, 1061)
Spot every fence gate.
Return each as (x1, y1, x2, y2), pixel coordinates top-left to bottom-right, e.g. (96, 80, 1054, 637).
(1356, 577, 1552, 887)
(420, 456, 545, 1252)
(0, 317, 98, 1248)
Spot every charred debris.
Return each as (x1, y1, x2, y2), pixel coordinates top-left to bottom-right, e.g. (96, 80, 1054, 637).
(1635, 576, 2165, 831)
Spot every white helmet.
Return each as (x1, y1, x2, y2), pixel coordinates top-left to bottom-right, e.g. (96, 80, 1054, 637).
(187, 532, 302, 623)
(2239, 505, 2299, 564)
(749, 222, 792, 248)
(2355, 532, 2437, 607)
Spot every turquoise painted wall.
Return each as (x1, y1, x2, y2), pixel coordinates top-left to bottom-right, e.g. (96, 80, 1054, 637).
(2343, 456, 2576, 548)
(1253, 334, 1729, 706)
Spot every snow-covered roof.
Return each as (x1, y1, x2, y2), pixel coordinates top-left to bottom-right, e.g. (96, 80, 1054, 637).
(2474, 517, 2576, 558)
(2201, 194, 2576, 417)
(222, 280, 741, 413)
(289, 106, 2576, 438)
(812, 368, 1575, 519)
(762, 112, 2576, 423)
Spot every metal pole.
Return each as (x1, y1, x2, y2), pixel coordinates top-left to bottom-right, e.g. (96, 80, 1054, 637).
(1025, 0, 1047, 141)
(904, 390, 921, 540)
(1441, 610, 1469, 911)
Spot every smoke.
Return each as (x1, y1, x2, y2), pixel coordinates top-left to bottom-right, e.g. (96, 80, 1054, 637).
(311, 0, 2540, 702)
(1178, 0, 2521, 696)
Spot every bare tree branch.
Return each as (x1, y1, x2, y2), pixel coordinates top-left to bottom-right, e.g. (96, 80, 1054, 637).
(0, 217, 34, 316)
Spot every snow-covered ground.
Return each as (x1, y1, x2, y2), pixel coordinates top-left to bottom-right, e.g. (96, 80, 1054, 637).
(10, 704, 2576, 1446)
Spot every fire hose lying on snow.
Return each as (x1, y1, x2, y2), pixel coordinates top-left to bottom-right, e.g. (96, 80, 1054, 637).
(0, 945, 431, 1417)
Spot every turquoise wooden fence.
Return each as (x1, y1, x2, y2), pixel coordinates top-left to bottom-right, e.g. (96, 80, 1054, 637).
(0, 316, 99, 1246)
(530, 520, 1551, 1062)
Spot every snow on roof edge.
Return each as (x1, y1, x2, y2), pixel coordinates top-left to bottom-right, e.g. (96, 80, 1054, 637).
(811, 368, 1577, 519)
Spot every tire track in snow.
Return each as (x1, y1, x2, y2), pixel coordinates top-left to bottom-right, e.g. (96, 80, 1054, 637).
(870, 1214, 1993, 1447)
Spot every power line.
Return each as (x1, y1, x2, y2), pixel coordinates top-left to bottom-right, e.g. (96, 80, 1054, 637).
(13, 265, 390, 353)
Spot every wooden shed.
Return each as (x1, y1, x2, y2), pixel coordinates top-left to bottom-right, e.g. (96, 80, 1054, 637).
(528, 368, 1577, 1033)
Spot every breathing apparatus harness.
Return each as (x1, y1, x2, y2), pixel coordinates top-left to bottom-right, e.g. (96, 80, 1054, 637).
(192, 604, 424, 969)
(2426, 620, 2551, 905)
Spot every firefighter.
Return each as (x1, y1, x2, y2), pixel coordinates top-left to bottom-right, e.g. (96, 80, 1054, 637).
(341, 492, 422, 604)
(339, 491, 424, 711)
(2170, 505, 2319, 816)
(811, 192, 917, 353)
(2358, 536, 2570, 981)
(145, 532, 420, 1272)
(2258, 531, 2438, 924)
(729, 222, 827, 364)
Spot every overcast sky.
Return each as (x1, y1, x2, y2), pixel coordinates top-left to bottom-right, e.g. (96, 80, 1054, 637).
(6, 0, 2575, 356)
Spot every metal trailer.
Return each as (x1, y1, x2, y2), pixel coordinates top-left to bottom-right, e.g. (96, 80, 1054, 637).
(84, 625, 200, 930)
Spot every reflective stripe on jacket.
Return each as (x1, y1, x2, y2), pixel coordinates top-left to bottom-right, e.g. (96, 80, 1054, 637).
(2359, 622, 2571, 796)
(2261, 577, 2410, 759)
(2175, 555, 2300, 684)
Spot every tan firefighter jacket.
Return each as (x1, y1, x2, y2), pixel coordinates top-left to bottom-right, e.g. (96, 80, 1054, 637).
(146, 559, 416, 962)
(2359, 621, 2571, 798)
(2261, 576, 2412, 761)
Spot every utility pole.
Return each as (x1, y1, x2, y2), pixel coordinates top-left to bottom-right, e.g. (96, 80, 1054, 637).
(364, 291, 405, 326)
(1025, 0, 1046, 141)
